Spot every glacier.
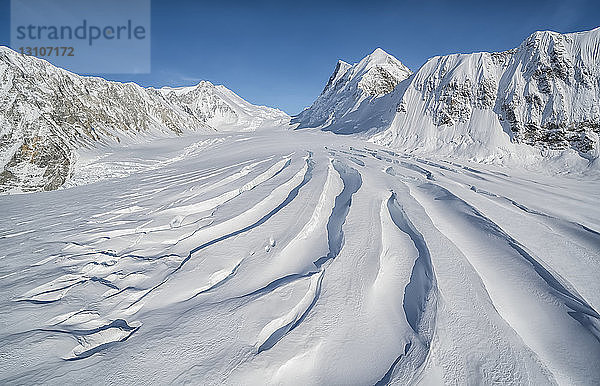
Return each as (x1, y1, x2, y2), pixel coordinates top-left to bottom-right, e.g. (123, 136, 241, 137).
(1, 129, 600, 384)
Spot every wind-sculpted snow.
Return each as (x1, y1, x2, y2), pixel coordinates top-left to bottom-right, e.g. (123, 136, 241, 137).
(387, 193, 437, 337)
(1, 130, 599, 384)
(255, 160, 361, 353)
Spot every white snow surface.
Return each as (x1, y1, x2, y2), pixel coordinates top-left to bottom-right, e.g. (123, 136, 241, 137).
(1, 127, 600, 384)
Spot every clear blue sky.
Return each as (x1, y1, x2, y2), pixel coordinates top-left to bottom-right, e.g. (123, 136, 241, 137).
(1, 0, 599, 114)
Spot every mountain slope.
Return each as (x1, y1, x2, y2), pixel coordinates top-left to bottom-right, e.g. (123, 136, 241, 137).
(0, 47, 289, 193)
(0, 47, 209, 192)
(291, 48, 412, 133)
(374, 27, 600, 161)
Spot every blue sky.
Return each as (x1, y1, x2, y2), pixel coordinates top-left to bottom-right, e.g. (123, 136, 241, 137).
(1, 0, 599, 114)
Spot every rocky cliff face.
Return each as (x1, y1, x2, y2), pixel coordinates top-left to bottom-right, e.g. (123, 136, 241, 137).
(0, 47, 288, 193)
(496, 29, 600, 156)
(377, 28, 600, 160)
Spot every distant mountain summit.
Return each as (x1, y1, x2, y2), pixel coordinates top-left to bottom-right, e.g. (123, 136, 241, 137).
(157, 82, 288, 132)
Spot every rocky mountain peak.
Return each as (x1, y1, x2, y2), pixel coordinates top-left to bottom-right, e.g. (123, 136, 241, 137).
(292, 48, 411, 131)
(357, 48, 412, 96)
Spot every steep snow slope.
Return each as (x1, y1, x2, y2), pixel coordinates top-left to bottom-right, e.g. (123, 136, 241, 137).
(158, 82, 288, 131)
(1, 129, 599, 384)
(0, 47, 289, 193)
(374, 27, 600, 161)
(291, 48, 412, 133)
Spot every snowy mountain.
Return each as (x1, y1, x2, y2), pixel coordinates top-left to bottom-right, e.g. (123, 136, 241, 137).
(374, 27, 600, 161)
(291, 48, 412, 133)
(0, 47, 288, 193)
(296, 28, 600, 163)
(158, 82, 288, 132)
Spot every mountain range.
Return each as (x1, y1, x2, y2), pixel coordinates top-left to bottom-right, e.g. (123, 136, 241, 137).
(294, 28, 600, 162)
(0, 47, 287, 192)
(1, 27, 599, 192)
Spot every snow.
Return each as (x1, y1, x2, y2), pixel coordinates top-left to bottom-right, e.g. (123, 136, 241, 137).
(1, 127, 599, 384)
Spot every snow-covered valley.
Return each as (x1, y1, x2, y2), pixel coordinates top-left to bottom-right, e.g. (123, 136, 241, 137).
(1, 25, 600, 385)
(1, 128, 600, 384)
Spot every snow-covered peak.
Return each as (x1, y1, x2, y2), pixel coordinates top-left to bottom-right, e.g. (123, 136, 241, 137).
(158, 80, 216, 96)
(356, 48, 412, 95)
(514, 27, 600, 76)
(360, 47, 407, 69)
(292, 48, 412, 131)
(369, 47, 389, 58)
(354, 48, 396, 73)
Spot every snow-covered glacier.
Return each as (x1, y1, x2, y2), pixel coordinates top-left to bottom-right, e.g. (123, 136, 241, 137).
(1, 129, 600, 384)
(1, 27, 600, 385)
